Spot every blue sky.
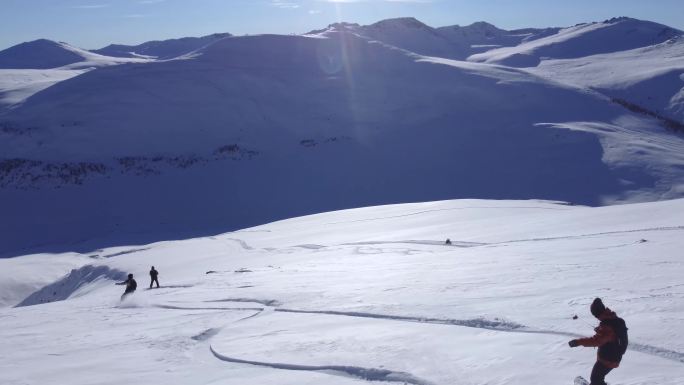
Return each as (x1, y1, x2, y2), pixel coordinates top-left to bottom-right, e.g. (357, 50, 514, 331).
(1, 0, 683, 50)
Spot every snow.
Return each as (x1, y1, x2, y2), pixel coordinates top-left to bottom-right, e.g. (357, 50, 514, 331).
(0, 39, 87, 69)
(469, 17, 682, 67)
(0, 69, 85, 109)
(1, 198, 684, 384)
(0, 40, 152, 109)
(2, 21, 684, 254)
(530, 37, 684, 121)
(91, 33, 232, 60)
(436, 22, 559, 55)
(354, 17, 469, 59)
(0, 39, 152, 70)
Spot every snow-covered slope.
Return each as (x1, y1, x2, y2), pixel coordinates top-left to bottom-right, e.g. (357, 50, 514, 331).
(437, 22, 559, 54)
(91, 33, 232, 59)
(0, 39, 86, 69)
(1, 198, 683, 384)
(312, 19, 557, 58)
(0, 39, 151, 70)
(531, 36, 684, 122)
(469, 17, 682, 67)
(2, 17, 684, 256)
(355, 17, 469, 59)
(1, 29, 684, 256)
(0, 40, 152, 109)
(0, 68, 85, 110)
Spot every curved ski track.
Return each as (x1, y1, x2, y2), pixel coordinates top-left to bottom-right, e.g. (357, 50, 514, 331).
(209, 345, 436, 385)
(161, 299, 684, 366)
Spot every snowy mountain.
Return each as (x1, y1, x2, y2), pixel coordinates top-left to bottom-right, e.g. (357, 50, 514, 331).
(1, 17, 684, 256)
(0, 39, 90, 69)
(0, 39, 151, 110)
(469, 17, 682, 67)
(0, 39, 151, 70)
(311, 19, 558, 58)
(1, 198, 684, 384)
(2, 16, 684, 384)
(354, 17, 469, 59)
(436, 21, 559, 54)
(531, 36, 684, 123)
(91, 33, 232, 59)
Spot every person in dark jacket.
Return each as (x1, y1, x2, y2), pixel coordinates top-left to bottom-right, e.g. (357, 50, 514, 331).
(569, 298, 628, 385)
(149, 266, 159, 289)
(116, 273, 137, 300)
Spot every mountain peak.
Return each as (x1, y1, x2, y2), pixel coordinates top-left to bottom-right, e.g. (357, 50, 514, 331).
(0, 39, 86, 69)
(465, 21, 501, 30)
(369, 17, 431, 30)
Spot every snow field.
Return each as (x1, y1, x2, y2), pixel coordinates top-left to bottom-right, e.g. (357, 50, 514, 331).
(1, 199, 683, 384)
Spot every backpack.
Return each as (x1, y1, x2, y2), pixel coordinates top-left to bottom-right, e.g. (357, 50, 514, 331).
(607, 317, 629, 356)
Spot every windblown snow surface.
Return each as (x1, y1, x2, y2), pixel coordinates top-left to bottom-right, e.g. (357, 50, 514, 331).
(1, 198, 684, 384)
(1, 16, 684, 255)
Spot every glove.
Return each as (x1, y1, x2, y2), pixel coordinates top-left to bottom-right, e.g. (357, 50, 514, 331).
(568, 339, 579, 348)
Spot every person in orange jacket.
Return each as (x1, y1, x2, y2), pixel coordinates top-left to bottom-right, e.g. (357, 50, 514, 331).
(569, 298, 628, 385)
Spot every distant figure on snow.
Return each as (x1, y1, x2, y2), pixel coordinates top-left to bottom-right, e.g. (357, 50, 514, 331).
(445, 238, 452, 245)
(149, 266, 160, 288)
(568, 298, 628, 385)
(116, 273, 137, 300)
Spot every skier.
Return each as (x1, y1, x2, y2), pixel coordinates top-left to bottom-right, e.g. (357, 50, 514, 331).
(116, 273, 137, 300)
(568, 298, 628, 385)
(149, 266, 160, 289)
(445, 238, 452, 245)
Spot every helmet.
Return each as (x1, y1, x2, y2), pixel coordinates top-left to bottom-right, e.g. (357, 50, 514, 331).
(128, 273, 133, 278)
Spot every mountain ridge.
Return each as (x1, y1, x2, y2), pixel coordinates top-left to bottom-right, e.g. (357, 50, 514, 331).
(1, 16, 683, 255)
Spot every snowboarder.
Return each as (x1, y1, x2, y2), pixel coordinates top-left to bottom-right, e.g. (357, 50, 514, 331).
(568, 298, 628, 385)
(116, 273, 137, 300)
(149, 266, 160, 288)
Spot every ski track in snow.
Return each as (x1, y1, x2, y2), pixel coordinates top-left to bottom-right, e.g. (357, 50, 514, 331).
(153, 304, 264, 312)
(220, 238, 254, 250)
(169, 299, 684, 365)
(294, 244, 327, 250)
(628, 343, 684, 364)
(492, 226, 684, 246)
(209, 345, 437, 385)
(274, 308, 524, 331)
(99, 247, 151, 258)
(191, 225, 684, 259)
(191, 327, 222, 341)
(338, 225, 684, 250)
(343, 240, 485, 248)
(236, 309, 269, 322)
(276, 308, 684, 364)
(205, 298, 281, 306)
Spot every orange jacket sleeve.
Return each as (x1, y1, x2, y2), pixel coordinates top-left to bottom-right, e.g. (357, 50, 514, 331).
(577, 324, 615, 347)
